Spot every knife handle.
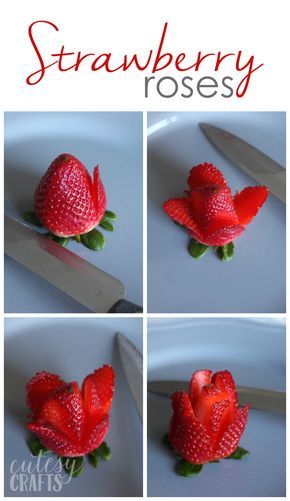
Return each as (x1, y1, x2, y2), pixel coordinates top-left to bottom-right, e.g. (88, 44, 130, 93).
(109, 299, 143, 313)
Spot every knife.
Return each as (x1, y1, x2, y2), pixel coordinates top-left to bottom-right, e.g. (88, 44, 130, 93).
(199, 123, 286, 204)
(117, 333, 143, 420)
(148, 380, 286, 413)
(4, 214, 142, 313)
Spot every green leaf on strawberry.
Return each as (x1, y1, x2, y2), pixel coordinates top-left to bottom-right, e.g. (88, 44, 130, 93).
(104, 210, 117, 221)
(189, 239, 210, 259)
(28, 437, 50, 456)
(176, 460, 203, 477)
(215, 242, 234, 261)
(225, 445, 249, 460)
(61, 456, 85, 478)
(47, 234, 70, 247)
(81, 229, 105, 251)
(23, 211, 43, 227)
(99, 219, 114, 231)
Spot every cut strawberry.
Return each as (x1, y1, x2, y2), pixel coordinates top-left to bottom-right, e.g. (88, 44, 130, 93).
(168, 369, 249, 465)
(26, 371, 65, 417)
(163, 163, 268, 252)
(34, 153, 107, 237)
(234, 186, 269, 226)
(26, 365, 115, 458)
(189, 370, 212, 406)
(188, 163, 227, 190)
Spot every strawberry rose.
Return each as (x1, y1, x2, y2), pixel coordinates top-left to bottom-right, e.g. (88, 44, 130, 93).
(169, 370, 249, 466)
(163, 163, 268, 259)
(26, 365, 114, 457)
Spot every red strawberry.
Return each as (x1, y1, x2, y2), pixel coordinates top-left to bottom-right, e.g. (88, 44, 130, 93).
(34, 153, 107, 237)
(26, 371, 65, 417)
(26, 366, 114, 457)
(163, 163, 268, 247)
(169, 369, 249, 464)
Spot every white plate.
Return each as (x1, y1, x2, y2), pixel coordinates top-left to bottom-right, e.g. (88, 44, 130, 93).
(147, 317, 285, 497)
(147, 112, 286, 313)
(4, 112, 143, 312)
(4, 318, 143, 497)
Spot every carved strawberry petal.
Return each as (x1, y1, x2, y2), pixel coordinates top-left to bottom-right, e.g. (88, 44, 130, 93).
(169, 392, 214, 464)
(214, 404, 249, 459)
(234, 186, 269, 226)
(26, 371, 65, 418)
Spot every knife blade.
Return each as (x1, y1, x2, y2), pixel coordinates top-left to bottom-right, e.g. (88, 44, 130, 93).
(148, 380, 285, 413)
(199, 123, 286, 203)
(117, 333, 143, 420)
(5, 214, 142, 313)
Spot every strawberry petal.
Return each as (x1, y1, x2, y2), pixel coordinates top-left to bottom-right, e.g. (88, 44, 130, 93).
(93, 166, 107, 223)
(214, 404, 249, 459)
(39, 382, 86, 442)
(189, 370, 212, 407)
(84, 414, 110, 453)
(188, 163, 227, 190)
(26, 371, 65, 417)
(234, 186, 269, 226)
(169, 392, 214, 464)
(163, 197, 203, 238)
(82, 365, 114, 425)
(27, 422, 84, 457)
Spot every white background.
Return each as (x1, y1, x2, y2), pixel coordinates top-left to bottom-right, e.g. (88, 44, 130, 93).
(1, 0, 289, 500)
(0, 0, 288, 111)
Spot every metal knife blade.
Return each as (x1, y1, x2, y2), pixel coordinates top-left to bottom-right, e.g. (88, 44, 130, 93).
(5, 214, 142, 313)
(148, 380, 285, 413)
(199, 123, 286, 203)
(117, 333, 143, 420)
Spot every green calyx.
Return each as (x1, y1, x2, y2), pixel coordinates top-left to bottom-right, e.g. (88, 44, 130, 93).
(88, 442, 112, 468)
(161, 433, 249, 478)
(22, 208, 117, 252)
(28, 437, 50, 456)
(225, 446, 250, 460)
(188, 238, 234, 261)
(27, 438, 112, 478)
(61, 456, 85, 478)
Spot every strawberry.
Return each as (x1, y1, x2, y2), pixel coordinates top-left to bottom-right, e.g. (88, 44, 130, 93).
(169, 369, 249, 464)
(26, 366, 114, 457)
(34, 153, 107, 237)
(163, 163, 268, 247)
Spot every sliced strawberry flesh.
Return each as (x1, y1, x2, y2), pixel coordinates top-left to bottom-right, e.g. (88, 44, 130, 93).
(234, 186, 269, 226)
(189, 370, 212, 407)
